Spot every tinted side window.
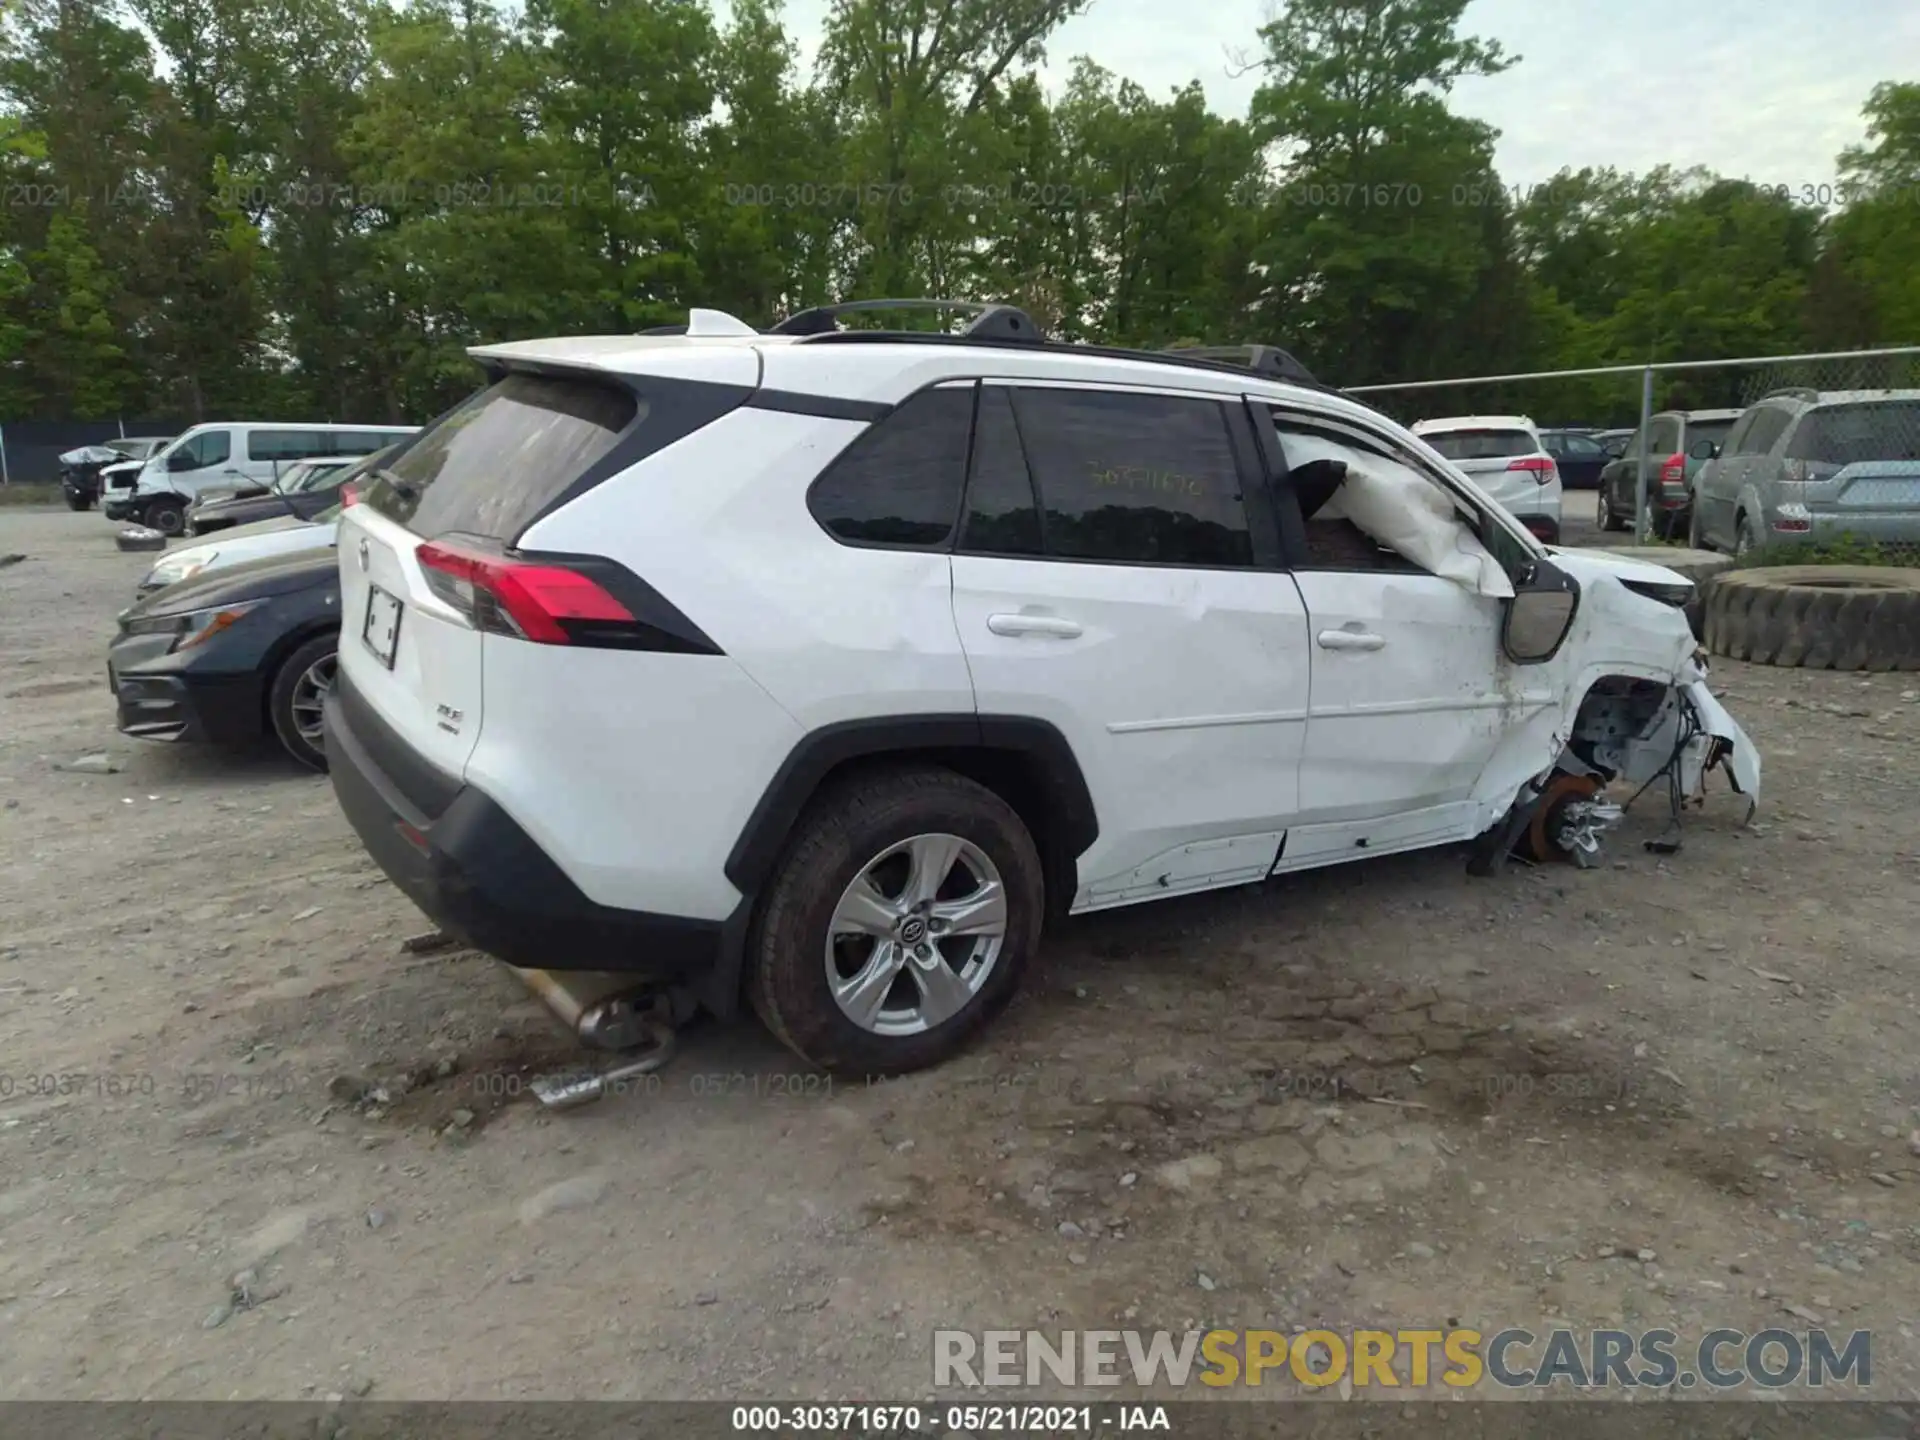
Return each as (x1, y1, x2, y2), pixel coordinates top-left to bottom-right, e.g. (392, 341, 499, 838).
(250, 429, 327, 462)
(807, 386, 973, 549)
(338, 430, 396, 455)
(1564, 434, 1606, 459)
(1741, 407, 1791, 456)
(172, 430, 231, 470)
(959, 387, 1043, 556)
(1011, 388, 1252, 568)
(1717, 412, 1755, 457)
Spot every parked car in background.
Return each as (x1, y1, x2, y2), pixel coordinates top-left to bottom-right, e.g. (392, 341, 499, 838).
(136, 505, 342, 597)
(186, 450, 383, 537)
(1596, 409, 1742, 537)
(1539, 428, 1612, 489)
(1689, 389, 1920, 555)
(110, 547, 341, 771)
(58, 436, 171, 510)
(1410, 415, 1563, 541)
(1595, 428, 1635, 459)
(116, 422, 415, 535)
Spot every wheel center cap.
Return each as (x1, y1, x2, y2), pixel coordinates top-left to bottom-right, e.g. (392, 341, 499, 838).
(898, 916, 929, 946)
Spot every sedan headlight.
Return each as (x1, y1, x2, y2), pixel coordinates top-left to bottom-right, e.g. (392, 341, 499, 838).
(144, 552, 216, 589)
(122, 599, 265, 651)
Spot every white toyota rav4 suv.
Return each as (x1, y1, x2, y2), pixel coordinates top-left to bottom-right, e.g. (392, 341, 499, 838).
(323, 303, 1760, 1077)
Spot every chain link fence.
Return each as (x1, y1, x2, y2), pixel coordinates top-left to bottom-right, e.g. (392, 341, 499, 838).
(1347, 346, 1920, 565)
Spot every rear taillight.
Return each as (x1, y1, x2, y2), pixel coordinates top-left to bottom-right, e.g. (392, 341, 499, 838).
(1658, 453, 1686, 488)
(1508, 456, 1556, 486)
(416, 541, 638, 646)
(340, 482, 360, 507)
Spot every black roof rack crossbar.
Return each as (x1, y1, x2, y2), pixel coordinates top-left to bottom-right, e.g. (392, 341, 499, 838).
(1759, 385, 1820, 403)
(785, 329, 1348, 399)
(1162, 344, 1320, 387)
(771, 298, 1041, 343)
(638, 323, 689, 335)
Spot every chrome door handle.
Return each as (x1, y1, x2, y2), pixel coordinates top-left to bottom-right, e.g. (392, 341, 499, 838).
(987, 613, 1083, 638)
(1317, 629, 1385, 651)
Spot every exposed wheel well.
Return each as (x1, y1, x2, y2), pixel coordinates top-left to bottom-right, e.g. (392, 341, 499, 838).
(811, 747, 1080, 917)
(725, 716, 1098, 921)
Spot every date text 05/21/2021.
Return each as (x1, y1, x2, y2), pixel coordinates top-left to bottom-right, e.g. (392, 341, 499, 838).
(729, 1404, 1172, 1433)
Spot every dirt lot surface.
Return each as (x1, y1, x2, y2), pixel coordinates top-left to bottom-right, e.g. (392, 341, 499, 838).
(2, 504, 1917, 1403)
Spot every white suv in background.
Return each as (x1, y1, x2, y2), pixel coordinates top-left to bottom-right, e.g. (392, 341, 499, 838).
(322, 304, 1758, 1077)
(1411, 415, 1563, 543)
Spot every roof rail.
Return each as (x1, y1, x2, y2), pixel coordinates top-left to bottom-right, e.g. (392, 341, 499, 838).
(1161, 344, 1321, 387)
(771, 298, 1042, 343)
(1759, 385, 1820, 403)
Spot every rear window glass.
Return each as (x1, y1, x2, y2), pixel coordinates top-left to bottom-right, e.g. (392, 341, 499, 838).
(1422, 429, 1535, 460)
(1687, 418, 1736, 447)
(362, 373, 639, 540)
(1786, 401, 1920, 465)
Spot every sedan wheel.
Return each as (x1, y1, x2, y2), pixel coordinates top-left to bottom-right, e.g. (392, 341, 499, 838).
(268, 633, 339, 772)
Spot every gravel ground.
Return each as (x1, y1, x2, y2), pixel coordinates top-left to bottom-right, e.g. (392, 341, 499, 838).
(1, 505, 1917, 1402)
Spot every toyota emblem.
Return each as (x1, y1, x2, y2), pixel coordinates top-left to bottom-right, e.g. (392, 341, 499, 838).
(357, 538, 370, 572)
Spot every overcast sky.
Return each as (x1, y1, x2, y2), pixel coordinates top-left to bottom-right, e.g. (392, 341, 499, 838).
(757, 0, 1916, 189)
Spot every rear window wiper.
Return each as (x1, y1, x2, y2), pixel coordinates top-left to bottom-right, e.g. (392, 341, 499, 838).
(365, 466, 420, 504)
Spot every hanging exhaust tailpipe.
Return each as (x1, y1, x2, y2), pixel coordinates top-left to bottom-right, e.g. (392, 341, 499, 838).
(511, 967, 678, 1110)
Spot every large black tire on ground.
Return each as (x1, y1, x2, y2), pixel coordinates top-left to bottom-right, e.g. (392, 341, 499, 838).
(65, 492, 90, 511)
(1703, 566, 1920, 670)
(748, 765, 1044, 1076)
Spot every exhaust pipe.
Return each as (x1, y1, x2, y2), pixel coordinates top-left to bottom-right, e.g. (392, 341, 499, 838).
(511, 967, 678, 1110)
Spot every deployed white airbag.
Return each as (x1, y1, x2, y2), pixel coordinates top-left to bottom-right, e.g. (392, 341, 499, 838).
(1318, 458, 1514, 599)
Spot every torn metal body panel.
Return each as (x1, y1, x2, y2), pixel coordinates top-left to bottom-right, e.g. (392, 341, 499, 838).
(1460, 549, 1762, 866)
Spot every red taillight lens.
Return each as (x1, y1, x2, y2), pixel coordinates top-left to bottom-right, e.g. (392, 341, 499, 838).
(1658, 453, 1686, 487)
(340, 482, 360, 507)
(1507, 456, 1556, 485)
(416, 541, 636, 646)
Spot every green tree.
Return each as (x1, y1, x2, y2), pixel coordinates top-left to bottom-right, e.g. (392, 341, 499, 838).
(1248, 0, 1517, 383)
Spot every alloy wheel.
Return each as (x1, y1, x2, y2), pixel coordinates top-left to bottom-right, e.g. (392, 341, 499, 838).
(824, 832, 1007, 1036)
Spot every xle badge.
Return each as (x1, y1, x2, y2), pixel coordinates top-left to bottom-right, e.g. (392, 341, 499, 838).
(436, 704, 463, 735)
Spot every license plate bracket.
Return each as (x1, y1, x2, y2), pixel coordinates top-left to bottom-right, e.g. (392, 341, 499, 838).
(362, 585, 403, 669)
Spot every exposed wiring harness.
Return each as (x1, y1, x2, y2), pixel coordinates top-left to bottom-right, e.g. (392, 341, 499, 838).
(1620, 689, 1705, 854)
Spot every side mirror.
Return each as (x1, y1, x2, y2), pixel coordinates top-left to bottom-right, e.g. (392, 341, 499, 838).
(1690, 439, 1719, 460)
(1503, 559, 1580, 664)
(166, 451, 196, 472)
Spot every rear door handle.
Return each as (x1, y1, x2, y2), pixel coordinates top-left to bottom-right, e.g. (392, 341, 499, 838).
(987, 613, 1083, 639)
(1317, 629, 1386, 652)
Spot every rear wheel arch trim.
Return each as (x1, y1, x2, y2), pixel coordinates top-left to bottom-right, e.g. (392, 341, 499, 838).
(722, 714, 1100, 897)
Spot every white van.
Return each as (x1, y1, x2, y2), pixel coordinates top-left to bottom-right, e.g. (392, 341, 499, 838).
(118, 422, 415, 535)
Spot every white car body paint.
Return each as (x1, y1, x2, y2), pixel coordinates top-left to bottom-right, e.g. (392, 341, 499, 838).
(139, 515, 336, 593)
(325, 327, 1762, 947)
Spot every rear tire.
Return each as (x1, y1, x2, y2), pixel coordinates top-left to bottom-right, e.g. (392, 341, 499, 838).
(267, 632, 338, 772)
(64, 492, 90, 512)
(748, 766, 1044, 1076)
(1735, 512, 1762, 559)
(145, 497, 186, 536)
(1600, 493, 1626, 532)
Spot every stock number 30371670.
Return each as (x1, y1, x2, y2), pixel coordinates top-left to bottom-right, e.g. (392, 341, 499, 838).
(730, 1404, 1158, 1434)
